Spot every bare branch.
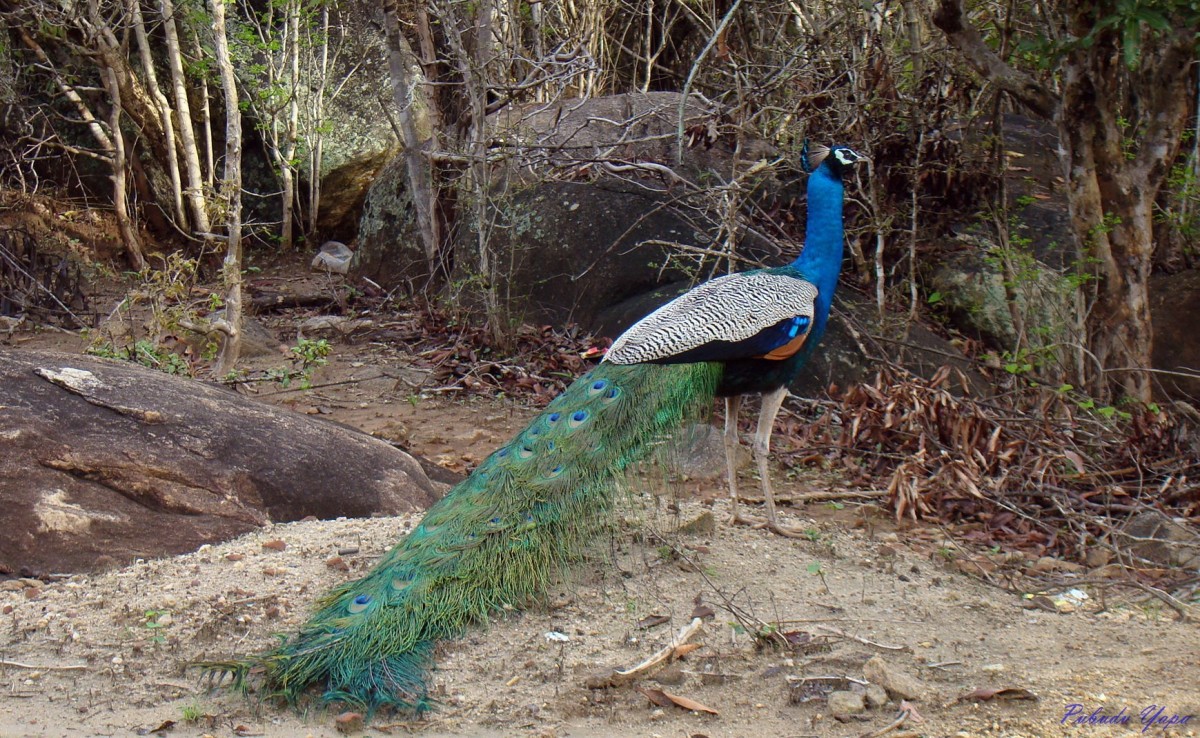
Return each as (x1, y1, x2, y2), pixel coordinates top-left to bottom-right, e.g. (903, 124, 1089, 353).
(931, 0, 1057, 120)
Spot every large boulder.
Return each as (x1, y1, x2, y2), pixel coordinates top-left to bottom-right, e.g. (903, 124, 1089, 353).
(352, 92, 796, 326)
(0, 349, 441, 577)
(353, 153, 422, 290)
(926, 115, 1076, 358)
(466, 179, 782, 327)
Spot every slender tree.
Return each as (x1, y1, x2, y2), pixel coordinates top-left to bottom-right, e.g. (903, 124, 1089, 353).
(161, 0, 210, 235)
(211, 0, 244, 374)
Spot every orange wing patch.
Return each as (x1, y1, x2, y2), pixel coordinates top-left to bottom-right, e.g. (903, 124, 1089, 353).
(757, 332, 809, 361)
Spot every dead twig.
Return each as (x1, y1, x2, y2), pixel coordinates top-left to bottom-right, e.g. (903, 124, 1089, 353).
(0, 660, 88, 671)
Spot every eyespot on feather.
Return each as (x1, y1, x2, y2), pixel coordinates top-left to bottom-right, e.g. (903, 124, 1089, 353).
(568, 410, 588, 428)
(348, 594, 372, 613)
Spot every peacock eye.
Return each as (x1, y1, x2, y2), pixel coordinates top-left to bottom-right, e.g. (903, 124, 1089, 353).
(602, 386, 621, 403)
(348, 594, 372, 613)
(546, 464, 564, 479)
(548, 412, 561, 422)
(496, 448, 509, 458)
(588, 379, 608, 396)
(517, 446, 534, 459)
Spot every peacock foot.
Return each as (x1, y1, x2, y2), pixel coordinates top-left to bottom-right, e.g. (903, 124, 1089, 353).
(729, 510, 810, 539)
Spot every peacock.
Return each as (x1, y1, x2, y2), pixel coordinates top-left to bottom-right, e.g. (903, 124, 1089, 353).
(214, 143, 865, 714)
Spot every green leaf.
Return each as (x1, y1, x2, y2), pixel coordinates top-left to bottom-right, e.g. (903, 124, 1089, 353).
(1134, 7, 1171, 31)
(1122, 21, 1141, 69)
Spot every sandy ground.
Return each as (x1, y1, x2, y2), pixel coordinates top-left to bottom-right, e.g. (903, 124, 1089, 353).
(2, 325, 1199, 738)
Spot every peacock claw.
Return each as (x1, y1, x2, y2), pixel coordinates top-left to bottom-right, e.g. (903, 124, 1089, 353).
(764, 520, 810, 539)
(729, 511, 765, 527)
(729, 507, 808, 538)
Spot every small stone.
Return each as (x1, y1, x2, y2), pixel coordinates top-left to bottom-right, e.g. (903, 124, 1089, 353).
(155, 613, 173, 627)
(863, 655, 927, 701)
(325, 556, 350, 572)
(827, 690, 866, 720)
(865, 684, 889, 708)
(981, 663, 1005, 674)
(262, 539, 287, 552)
(678, 511, 716, 535)
(225, 553, 244, 562)
(23, 587, 39, 600)
(1, 604, 13, 614)
(1030, 556, 1060, 574)
(654, 666, 686, 686)
(334, 711, 363, 734)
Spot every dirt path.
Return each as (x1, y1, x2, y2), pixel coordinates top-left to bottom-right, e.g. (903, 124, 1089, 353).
(2, 335, 1197, 738)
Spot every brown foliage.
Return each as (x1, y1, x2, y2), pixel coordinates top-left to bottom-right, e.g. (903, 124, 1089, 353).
(797, 367, 1199, 561)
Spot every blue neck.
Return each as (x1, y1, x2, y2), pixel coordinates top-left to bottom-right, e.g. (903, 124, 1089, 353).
(790, 162, 845, 339)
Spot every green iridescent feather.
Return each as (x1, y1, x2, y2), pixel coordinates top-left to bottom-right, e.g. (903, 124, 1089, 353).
(218, 360, 721, 712)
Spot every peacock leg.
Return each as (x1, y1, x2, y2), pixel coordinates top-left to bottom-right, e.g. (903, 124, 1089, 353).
(752, 386, 806, 537)
(723, 395, 758, 525)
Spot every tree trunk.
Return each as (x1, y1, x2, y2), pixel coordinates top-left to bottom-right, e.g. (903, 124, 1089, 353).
(100, 65, 145, 269)
(194, 30, 216, 190)
(931, 0, 1193, 403)
(307, 2, 331, 233)
(210, 0, 243, 375)
(130, 0, 185, 226)
(280, 0, 300, 250)
(381, 0, 443, 279)
(161, 0, 209, 235)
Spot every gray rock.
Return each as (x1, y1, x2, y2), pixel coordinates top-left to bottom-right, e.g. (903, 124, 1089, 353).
(353, 92, 790, 323)
(352, 153, 423, 289)
(0, 348, 442, 577)
(865, 683, 889, 708)
(863, 655, 927, 701)
(312, 241, 354, 275)
(1122, 510, 1200, 570)
(827, 690, 866, 720)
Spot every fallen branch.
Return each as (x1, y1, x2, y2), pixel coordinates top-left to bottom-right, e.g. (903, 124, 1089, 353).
(816, 625, 906, 651)
(609, 614, 700, 686)
(0, 660, 88, 671)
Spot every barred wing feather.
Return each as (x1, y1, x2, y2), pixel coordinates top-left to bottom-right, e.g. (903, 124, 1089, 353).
(605, 272, 818, 365)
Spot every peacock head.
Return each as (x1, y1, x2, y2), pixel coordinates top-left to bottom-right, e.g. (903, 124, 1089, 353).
(802, 142, 867, 177)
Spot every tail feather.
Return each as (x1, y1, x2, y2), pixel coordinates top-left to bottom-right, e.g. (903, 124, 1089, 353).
(232, 361, 721, 712)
